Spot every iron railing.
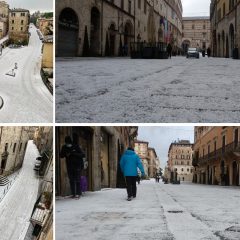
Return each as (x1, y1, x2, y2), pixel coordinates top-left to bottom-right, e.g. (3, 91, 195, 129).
(194, 141, 240, 166)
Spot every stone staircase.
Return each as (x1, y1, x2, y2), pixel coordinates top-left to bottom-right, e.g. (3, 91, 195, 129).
(0, 175, 9, 186)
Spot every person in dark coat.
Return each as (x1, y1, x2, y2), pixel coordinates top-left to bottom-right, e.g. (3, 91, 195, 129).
(120, 147, 145, 201)
(60, 135, 85, 199)
(167, 43, 172, 59)
(207, 47, 211, 57)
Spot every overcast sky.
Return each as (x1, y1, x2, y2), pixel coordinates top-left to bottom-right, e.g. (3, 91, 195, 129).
(138, 126, 194, 169)
(6, 0, 53, 13)
(182, 0, 211, 17)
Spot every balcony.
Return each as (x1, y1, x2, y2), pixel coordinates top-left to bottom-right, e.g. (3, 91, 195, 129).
(194, 141, 240, 166)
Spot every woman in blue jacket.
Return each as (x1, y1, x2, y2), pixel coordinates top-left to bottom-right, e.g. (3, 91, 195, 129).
(120, 147, 145, 201)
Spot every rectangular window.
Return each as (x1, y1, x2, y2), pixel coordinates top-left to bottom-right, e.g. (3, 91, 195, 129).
(5, 143, 8, 151)
(19, 142, 22, 152)
(13, 143, 17, 153)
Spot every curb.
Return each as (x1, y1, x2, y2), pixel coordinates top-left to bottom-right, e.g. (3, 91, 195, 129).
(0, 96, 4, 109)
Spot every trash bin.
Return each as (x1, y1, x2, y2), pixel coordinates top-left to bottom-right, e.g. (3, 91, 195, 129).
(232, 48, 239, 59)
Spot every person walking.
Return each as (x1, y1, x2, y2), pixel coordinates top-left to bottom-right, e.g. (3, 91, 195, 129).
(120, 147, 145, 201)
(60, 135, 85, 199)
(207, 47, 211, 57)
(167, 43, 172, 59)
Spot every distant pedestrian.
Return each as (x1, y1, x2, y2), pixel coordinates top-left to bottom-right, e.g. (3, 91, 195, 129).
(167, 43, 172, 59)
(120, 147, 145, 201)
(202, 49, 206, 57)
(60, 135, 85, 199)
(207, 47, 211, 57)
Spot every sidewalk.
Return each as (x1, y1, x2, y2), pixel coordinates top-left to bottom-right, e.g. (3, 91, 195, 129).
(56, 179, 240, 240)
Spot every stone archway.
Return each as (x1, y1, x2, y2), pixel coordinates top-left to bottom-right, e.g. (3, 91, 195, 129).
(58, 8, 79, 57)
(229, 24, 235, 57)
(90, 7, 101, 56)
(217, 33, 221, 57)
(226, 36, 229, 58)
(222, 31, 225, 57)
(109, 23, 116, 56)
(182, 39, 190, 54)
(123, 21, 134, 56)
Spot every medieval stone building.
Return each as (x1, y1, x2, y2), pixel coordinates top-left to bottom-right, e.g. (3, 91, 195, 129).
(167, 140, 193, 182)
(0, 1, 9, 39)
(210, 0, 240, 58)
(55, 0, 183, 57)
(55, 126, 138, 196)
(134, 140, 159, 178)
(193, 126, 240, 186)
(0, 126, 35, 176)
(182, 16, 211, 53)
(9, 8, 30, 44)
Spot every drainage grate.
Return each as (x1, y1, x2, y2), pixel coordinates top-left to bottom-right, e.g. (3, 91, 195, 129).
(167, 210, 183, 213)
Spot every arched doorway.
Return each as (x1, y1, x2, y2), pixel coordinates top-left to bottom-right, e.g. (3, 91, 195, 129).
(232, 161, 239, 186)
(222, 31, 225, 57)
(109, 23, 116, 56)
(58, 8, 79, 57)
(217, 33, 221, 56)
(182, 40, 190, 54)
(124, 21, 134, 56)
(90, 7, 101, 56)
(226, 36, 229, 58)
(229, 24, 234, 57)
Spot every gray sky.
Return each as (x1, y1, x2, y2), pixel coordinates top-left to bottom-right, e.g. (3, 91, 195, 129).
(182, 0, 211, 17)
(6, 0, 53, 13)
(138, 126, 194, 169)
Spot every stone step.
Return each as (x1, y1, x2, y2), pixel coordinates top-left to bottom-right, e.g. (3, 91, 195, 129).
(0, 175, 9, 186)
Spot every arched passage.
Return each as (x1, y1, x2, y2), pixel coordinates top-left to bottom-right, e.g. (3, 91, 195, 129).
(226, 36, 229, 58)
(229, 24, 234, 56)
(123, 21, 134, 56)
(182, 39, 190, 54)
(90, 7, 101, 56)
(217, 33, 221, 56)
(58, 8, 79, 57)
(222, 31, 225, 57)
(109, 23, 116, 56)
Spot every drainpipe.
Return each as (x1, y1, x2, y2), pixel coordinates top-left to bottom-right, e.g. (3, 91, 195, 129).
(101, 0, 103, 56)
